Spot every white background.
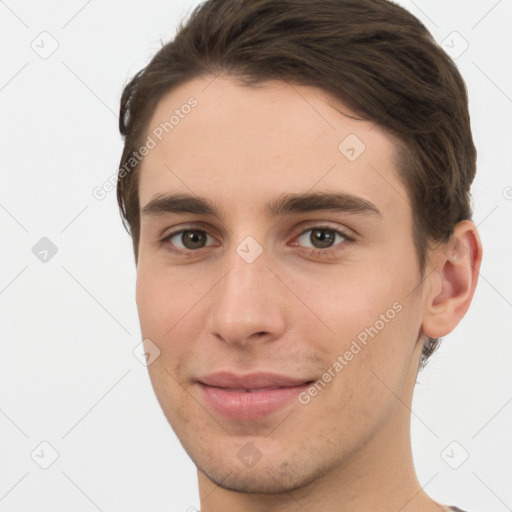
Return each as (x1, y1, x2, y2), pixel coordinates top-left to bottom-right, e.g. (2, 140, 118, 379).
(0, 1, 511, 511)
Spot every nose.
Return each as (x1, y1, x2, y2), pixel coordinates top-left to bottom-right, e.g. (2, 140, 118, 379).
(205, 244, 287, 347)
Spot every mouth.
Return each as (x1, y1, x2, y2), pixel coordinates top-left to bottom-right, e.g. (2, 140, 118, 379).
(195, 372, 314, 421)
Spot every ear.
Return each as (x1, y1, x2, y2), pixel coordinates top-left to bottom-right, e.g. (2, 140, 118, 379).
(422, 220, 483, 339)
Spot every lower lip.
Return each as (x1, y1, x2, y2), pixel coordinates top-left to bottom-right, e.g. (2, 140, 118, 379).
(197, 382, 311, 420)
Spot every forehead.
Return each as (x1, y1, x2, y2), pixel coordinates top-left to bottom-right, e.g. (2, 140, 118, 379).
(137, 75, 409, 219)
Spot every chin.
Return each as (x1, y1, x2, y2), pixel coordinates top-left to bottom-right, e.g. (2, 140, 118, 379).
(192, 442, 335, 495)
(199, 463, 320, 494)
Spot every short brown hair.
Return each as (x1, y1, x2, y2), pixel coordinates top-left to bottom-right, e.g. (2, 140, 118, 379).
(117, 0, 476, 368)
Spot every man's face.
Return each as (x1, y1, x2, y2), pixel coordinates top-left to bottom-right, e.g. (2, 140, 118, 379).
(135, 75, 429, 493)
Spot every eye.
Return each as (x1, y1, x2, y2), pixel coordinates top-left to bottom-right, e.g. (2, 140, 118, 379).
(294, 226, 350, 251)
(163, 229, 217, 252)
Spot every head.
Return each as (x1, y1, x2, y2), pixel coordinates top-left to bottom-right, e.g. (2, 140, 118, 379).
(116, 0, 481, 499)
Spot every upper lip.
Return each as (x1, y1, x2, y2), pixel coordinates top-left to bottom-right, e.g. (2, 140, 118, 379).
(197, 372, 312, 389)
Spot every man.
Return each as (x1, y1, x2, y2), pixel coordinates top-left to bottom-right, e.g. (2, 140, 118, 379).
(116, 1, 482, 510)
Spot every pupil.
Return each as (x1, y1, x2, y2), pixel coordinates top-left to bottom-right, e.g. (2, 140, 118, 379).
(183, 230, 206, 249)
(311, 229, 335, 248)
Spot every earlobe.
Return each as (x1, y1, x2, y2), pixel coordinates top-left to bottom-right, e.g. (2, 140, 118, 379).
(422, 220, 483, 339)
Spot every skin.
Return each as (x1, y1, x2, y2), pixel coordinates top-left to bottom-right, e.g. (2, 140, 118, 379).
(134, 74, 482, 512)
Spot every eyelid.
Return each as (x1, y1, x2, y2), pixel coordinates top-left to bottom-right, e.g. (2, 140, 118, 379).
(160, 221, 221, 240)
(160, 226, 220, 255)
(167, 230, 218, 249)
(160, 222, 355, 255)
(292, 220, 356, 240)
(289, 224, 354, 251)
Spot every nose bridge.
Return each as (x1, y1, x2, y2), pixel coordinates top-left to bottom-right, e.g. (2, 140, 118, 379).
(207, 237, 286, 344)
(217, 240, 271, 317)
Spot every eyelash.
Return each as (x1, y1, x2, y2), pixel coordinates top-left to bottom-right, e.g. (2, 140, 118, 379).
(160, 225, 354, 258)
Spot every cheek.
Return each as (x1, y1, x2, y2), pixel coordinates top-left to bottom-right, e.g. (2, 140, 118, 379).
(135, 265, 199, 415)
(136, 263, 197, 336)
(135, 270, 166, 338)
(293, 265, 404, 341)
(300, 302, 417, 442)
(298, 266, 418, 391)
(135, 263, 208, 383)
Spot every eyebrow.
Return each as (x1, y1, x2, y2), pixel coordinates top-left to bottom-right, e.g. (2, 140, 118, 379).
(141, 191, 382, 219)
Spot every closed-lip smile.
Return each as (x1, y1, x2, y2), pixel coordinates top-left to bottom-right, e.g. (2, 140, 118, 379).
(196, 372, 314, 420)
